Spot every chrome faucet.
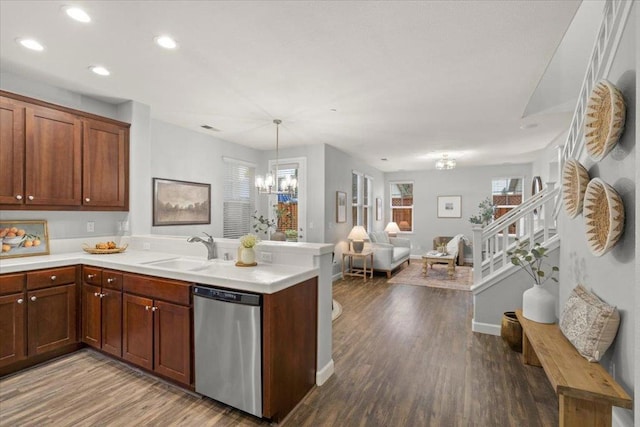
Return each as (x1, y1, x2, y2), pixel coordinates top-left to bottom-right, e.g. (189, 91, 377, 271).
(187, 232, 216, 260)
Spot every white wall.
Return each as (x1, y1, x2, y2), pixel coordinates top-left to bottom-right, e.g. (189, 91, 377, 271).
(556, 6, 636, 423)
(384, 163, 533, 259)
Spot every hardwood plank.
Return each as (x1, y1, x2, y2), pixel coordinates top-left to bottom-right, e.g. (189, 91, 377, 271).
(0, 273, 558, 425)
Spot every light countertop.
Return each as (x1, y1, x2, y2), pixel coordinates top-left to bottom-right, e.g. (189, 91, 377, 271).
(0, 250, 319, 294)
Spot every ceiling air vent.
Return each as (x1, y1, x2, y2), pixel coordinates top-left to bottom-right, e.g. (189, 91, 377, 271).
(200, 125, 220, 132)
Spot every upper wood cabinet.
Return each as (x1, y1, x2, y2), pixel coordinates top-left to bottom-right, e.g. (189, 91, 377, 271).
(0, 91, 130, 211)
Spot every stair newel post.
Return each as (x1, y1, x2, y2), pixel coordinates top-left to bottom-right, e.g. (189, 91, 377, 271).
(544, 182, 555, 242)
(472, 225, 484, 286)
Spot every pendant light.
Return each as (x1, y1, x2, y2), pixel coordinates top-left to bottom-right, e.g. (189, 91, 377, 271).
(255, 119, 297, 195)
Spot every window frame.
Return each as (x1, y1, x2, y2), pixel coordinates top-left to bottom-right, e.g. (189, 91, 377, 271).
(389, 181, 414, 233)
(222, 157, 256, 239)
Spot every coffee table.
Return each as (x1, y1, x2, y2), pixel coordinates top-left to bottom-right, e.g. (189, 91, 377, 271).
(422, 252, 456, 279)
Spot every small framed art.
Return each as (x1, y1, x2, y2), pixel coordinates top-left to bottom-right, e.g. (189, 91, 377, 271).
(0, 220, 50, 259)
(336, 191, 347, 223)
(376, 197, 382, 221)
(437, 195, 462, 218)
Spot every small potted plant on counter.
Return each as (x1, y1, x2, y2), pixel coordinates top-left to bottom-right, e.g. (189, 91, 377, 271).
(238, 234, 259, 266)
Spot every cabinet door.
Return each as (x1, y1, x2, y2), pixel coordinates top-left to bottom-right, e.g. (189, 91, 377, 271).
(154, 300, 191, 385)
(81, 283, 102, 349)
(0, 97, 25, 205)
(25, 105, 82, 206)
(27, 283, 77, 355)
(83, 119, 128, 209)
(122, 293, 153, 370)
(0, 292, 26, 367)
(101, 289, 122, 357)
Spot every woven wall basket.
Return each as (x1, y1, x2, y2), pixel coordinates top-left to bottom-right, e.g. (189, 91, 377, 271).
(583, 178, 625, 257)
(584, 79, 626, 161)
(562, 158, 590, 219)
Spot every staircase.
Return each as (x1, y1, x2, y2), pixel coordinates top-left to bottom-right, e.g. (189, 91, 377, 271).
(471, 0, 633, 335)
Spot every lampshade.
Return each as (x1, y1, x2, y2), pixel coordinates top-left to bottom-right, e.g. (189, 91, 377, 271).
(348, 225, 368, 253)
(384, 222, 401, 234)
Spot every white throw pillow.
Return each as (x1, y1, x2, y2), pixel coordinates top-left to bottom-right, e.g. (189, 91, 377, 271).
(559, 284, 620, 362)
(446, 237, 460, 254)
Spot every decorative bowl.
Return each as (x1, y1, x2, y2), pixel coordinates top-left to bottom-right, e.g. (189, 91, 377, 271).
(583, 178, 625, 257)
(584, 79, 626, 161)
(562, 158, 590, 219)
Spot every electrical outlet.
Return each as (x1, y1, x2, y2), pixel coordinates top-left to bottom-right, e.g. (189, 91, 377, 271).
(86, 221, 95, 232)
(143, 243, 151, 250)
(261, 252, 273, 263)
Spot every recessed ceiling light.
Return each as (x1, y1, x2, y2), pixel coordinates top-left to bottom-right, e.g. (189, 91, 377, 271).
(330, 108, 337, 112)
(89, 65, 110, 76)
(381, 158, 388, 161)
(16, 38, 44, 51)
(520, 123, 538, 130)
(65, 7, 91, 23)
(155, 36, 178, 49)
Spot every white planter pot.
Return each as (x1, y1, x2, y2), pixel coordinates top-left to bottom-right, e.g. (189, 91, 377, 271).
(240, 247, 256, 264)
(522, 285, 556, 324)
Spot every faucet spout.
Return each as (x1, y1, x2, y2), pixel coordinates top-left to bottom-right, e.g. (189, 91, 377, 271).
(187, 232, 216, 260)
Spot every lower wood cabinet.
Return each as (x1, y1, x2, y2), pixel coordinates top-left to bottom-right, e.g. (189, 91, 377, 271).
(122, 273, 192, 386)
(0, 267, 79, 373)
(81, 267, 122, 357)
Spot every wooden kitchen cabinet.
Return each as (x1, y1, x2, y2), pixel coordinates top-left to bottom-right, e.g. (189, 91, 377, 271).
(81, 267, 123, 357)
(0, 272, 27, 368)
(0, 91, 130, 211)
(123, 273, 192, 386)
(26, 266, 78, 356)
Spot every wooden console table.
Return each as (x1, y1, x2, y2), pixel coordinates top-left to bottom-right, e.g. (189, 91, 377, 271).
(342, 250, 373, 282)
(422, 252, 456, 279)
(515, 310, 631, 426)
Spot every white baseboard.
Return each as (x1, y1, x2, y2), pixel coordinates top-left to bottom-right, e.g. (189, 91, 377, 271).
(472, 319, 501, 336)
(316, 359, 335, 386)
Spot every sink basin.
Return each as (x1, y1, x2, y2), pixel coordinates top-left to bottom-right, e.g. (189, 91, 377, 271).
(143, 258, 210, 271)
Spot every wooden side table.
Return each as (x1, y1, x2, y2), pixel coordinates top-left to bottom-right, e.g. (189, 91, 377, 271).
(342, 250, 374, 282)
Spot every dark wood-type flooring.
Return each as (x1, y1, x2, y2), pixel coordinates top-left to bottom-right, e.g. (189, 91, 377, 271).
(0, 274, 558, 426)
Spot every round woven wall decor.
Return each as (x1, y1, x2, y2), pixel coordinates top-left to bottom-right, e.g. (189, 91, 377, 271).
(562, 159, 590, 219)
(584, 79, 626, 161)
(583, 178, 625, 257)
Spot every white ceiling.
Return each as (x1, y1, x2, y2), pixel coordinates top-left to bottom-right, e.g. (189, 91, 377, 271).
(0, 1, 581, 172)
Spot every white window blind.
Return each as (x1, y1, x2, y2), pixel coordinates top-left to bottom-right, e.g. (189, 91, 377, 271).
(223, 159, 255, 239)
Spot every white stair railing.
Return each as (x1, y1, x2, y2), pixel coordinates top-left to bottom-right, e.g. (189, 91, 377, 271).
(472, 184, 559, 286)
(553, 0, 633, 218)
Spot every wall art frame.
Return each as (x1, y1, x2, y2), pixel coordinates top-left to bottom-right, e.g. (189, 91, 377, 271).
(437, 195, 462, 218)
(0, 219, 50, 259)
(153, 178, 211, 226)
(336, 191, 347, 223)
(376, 197, 382, 221)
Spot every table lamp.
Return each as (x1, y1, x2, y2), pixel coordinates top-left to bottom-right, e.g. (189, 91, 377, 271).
(384, 222, 401, 237)
(347, 225, 368, 253)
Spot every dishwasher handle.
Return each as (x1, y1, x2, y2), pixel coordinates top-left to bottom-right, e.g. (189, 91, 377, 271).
(193, 285, 261, 306)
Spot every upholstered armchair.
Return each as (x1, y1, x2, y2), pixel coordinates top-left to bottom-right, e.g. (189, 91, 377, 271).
(353, 231, 411, 278)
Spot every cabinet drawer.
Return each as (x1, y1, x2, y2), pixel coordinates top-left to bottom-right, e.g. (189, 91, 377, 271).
(0, 273, 26, 295)
(27, 266, 77, 290)
(103, 270, 123, 291)
(82, 266, 102, 286)
(122, 273, 190, 306)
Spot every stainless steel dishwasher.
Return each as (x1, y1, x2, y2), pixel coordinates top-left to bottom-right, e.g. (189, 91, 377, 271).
(193, 285, 262, 417)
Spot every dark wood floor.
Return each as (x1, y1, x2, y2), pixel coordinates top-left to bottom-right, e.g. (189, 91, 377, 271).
(0, 275, 558, 426)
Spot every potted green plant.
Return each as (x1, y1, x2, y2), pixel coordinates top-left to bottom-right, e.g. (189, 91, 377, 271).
(252, 210, 276, 238)
(469, 197, 495, 226)
(507, 238, 559, 323)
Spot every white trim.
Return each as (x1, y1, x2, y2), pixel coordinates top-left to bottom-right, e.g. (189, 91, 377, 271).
(472, 319, 501, 336)
(316, 359, 335, 385)
(222, 156, 256, 168)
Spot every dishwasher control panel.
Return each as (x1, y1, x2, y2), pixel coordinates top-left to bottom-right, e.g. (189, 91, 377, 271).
(193, 285, 261, 306)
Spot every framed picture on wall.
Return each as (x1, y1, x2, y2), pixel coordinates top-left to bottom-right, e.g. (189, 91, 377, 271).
(336, 191, 347, 223)
(376, 197, 382, 221)
(0, 220, 50, 259)
(153, 178, 211, 226)
(437, 195, 462, 218)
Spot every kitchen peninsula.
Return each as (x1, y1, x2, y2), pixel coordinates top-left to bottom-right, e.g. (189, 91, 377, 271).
(0, 238, 333, 422)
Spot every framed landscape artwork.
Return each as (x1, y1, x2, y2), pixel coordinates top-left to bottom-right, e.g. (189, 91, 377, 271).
(336, 191, 347, 223)
(0, 220, 50, 259)
(153, 178, 211, 226)
(437, 195, 462, 218)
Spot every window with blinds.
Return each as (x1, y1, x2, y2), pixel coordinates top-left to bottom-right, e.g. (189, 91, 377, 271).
(223, 159, 255, 239)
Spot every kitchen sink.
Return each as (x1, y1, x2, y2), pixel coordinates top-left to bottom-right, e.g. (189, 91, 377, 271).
(143, 257, 210, 271)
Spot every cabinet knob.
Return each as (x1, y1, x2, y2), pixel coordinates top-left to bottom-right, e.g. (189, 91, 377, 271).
(99, 293, 106, 298)
(151, 306, 158, 312)
(17, 298, 24, 304)
(94, 292, 100, 297)
(85, 197, 91, 203)
(145, 305, 150, 311)
(87, 274, 96, 279)
(30, 296, 37, 302)
(107, 278, 116, 284)
(16, 194, 22, 200)
(50, 275, 57, 281)
(28, 195, 34, 201)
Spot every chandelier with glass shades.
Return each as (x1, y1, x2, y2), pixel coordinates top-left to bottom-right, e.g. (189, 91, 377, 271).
(435, 153, 456, 170)
(255, 119, 298, 195)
